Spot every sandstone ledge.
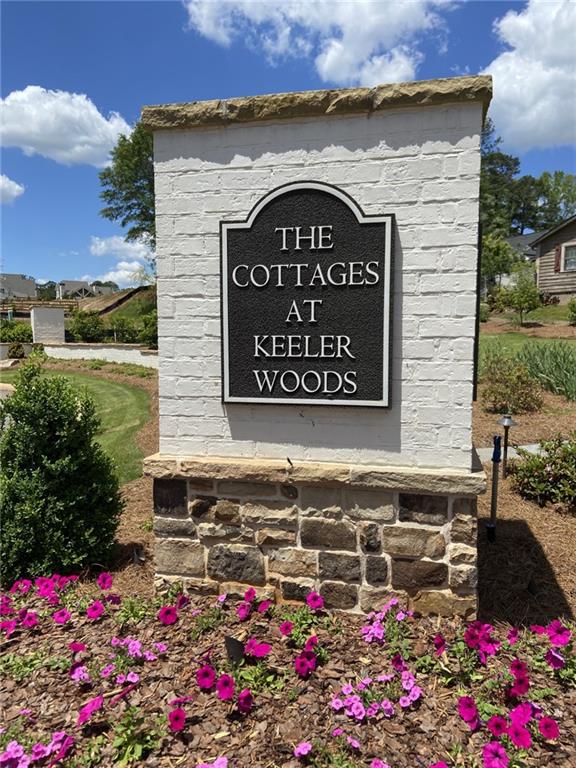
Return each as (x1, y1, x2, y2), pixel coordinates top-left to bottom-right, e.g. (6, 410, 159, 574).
(144, 453, 486, 496)
(141, 76, 492, 131)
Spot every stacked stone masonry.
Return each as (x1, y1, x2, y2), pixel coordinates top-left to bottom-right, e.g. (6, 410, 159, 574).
(153, 477, 478, 618)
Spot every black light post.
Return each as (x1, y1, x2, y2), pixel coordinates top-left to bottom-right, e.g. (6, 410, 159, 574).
(486, 435, 501, 543)
(498, 414, 518, 479)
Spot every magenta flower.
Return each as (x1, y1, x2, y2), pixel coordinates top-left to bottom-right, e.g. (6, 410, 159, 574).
(244, 587, 257, 602)
(509, 659, 527, 678)
(257, 599, 272, 614)
(52, 608, 71, 625)
(86, 601, 105, 621)
(279, 620, 294, 636)
(530, 624, 547, 634)
(76, 695, 104, 727)
(0, 619, 17, 637)
(20, 611, 38, 628)
(96, 572, 113, 590)
(293, 742, 312, 757)
(237, 688, 254, 713)
(68, 641, 86, 655)
(457, 696, 478, 723)
(545, 648, 565, 670)
(236, 602, 252, 621)
(196, 665, 216, 690)
(507, 723, 532, 749)
(429, 763, 450, 768)
(509, 702, 532, 725)
(487, 715, 508, 738)
(168, 708, 186, 732)
(509, 674, 530, 696)
(538, 717, 559, 740)
(216, 674, 235, 701)
(294, 655, 312, 678)
(546, 619, 572, 647)
(304, 636, 318, 652)
(306, 592, 324, 611)
(507, 627, 519, 645)
(482, 741, 509, 768)
(158, 605, 178, 625)
(244, 638, 271, 658)
(433, 633, 446, 656)
(346, 736, 360, 750)
(332, 727, 344, 737)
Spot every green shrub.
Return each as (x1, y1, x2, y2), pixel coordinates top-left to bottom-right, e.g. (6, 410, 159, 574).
(0, 363, 123, 585)
(568, 297, 576, 327)
(510, 435, 576, 512)
(139, 310, 157, 349)
(479, 302, 489, 322)
(508, 266, 541, 324)
(69, 310, 106, 342)
(0, 320, 33, 343)
(7, 342, 25, 359)
(481, 356, 543, 413)
(486, 286, 512, 313)
(109, 317, 139, 343)
(517, 341, 576, 401)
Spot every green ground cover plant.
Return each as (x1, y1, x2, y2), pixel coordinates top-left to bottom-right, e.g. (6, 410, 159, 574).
(0, 366, 150, 484)
(510, 435, 576, 513)
(0, 363, 123, 585)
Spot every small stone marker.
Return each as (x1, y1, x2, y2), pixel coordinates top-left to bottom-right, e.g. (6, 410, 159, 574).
(143, 75, 492, 616)
(31, 307, 65, 344)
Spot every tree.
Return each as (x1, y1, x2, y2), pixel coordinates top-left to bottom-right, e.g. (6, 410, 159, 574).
(538, 171, 576, 230)
(508, 266, 541, 325)
(92, 280, 120, 290)
(510, 175, 543, 234)
(37, 281, 56, 300)
(99, 122, 155, 252)
(480, 120, 520, 235)
(481, 233, 516, 285)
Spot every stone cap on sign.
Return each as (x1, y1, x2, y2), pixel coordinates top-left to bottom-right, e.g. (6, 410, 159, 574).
(141, 75, 492, 131)
(143, 453, 486, 496)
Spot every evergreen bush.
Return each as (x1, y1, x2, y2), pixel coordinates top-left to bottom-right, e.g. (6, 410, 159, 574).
(568, 297, 576, 327)
(139, 310, 158, 349)
(0, 320, 33, 343)
(0, 363, 123, 585)
(69, 310, 107, 342)
(510, 435, 576, 512)
(481, 357, 543, 413)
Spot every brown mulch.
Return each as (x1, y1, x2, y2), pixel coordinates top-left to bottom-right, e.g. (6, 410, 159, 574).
(473, 385, 576, 447)
(483, 316, 576, 339)
(1, 590, 575, 767)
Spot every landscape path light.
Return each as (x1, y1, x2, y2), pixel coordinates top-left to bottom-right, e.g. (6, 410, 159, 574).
(498, 414, 518, 479)
(486, 435, 501, 543)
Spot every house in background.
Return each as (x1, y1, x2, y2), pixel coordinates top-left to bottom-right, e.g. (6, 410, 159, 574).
(0, 273, 37, 300)
(56, 280, 94, 299)
(530, 215, 576, 302)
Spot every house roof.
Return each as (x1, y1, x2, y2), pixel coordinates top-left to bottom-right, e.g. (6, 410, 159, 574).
(530, 214, 576, 246)
(58, 280, 92, 290)
(506, 232, 544, 258)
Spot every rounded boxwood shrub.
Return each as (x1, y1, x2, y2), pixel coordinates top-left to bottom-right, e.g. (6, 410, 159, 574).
(7, 341, 25, 359)
(0, 362, 123, 585)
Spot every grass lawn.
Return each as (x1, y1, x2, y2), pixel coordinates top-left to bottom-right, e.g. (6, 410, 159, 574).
(0, 369, 150, 485)
(479, 331, 576, 357)
(496, 303, 570, 325)
(105, 287, 156, 324)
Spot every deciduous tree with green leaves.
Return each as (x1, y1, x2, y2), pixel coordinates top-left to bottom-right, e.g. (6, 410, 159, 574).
(481, 232, 516, 285)
(508, 266, 541, 325)
(99, 122, 155, 253)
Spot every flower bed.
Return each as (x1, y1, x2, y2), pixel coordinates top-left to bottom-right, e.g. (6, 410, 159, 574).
(1, 575, 575, 767)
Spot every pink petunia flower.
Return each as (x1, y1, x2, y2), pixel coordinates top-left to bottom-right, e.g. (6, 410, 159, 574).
(458, 696, 478, 723)
(433, 633, 446, 656)
(545, 648, 565, 670)
(509, 674, 530, 697)
(68, 642, 86, 655)
(429, 763, 450, 768)
(279, 620, 294, 636)
(236, 602, 252, 621)
(86, 601, 105, 621)
(237, 688, 254, 713)
(482, 741, 509, 768)
(538, 717, 559, 740)
(20, 611, 38, 628)
(216, 674, 235, 701)
(196, 665, 216, 690)
(306, 592, 324, 611)
(257, 599, 272, 614)
(76, 695, 104, 727)
(293, 742, 312, 757)
(96, 572, 113, 590)
(332, 727, 344, 737)
(507, 627, 519, 645)
(244, 637, 271, 658)
(157, 605, 178, 625)
(168, 708, 186, 732)
(487, 715, 508, 738)
(52, 608, 71, 625)
(509, 702, 532, 726)
(244, 587, 257, 603)
(509, 659, 528, 678)
(507, 723, 532, 750)
(346, 736, 360, 750)
(546, 619, 572, 647)
(370, 761, 391, 768)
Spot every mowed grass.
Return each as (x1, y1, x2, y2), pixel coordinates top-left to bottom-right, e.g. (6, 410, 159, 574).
(479, 332, 576, 357)
(0, 370, 150, 485)
(498, 303, 570, 325)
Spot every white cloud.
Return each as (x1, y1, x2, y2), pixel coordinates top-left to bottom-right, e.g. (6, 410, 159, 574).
(1, 86, 131, 167)
(482, 0, 576, 150)
(0, 174, 25, 204)
(82, 260, 144, 289)
(89, 235, 152, 262)
(184, 1, 451, 86)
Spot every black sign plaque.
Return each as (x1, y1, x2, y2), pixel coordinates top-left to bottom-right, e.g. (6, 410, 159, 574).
(221, 181, 393, 407)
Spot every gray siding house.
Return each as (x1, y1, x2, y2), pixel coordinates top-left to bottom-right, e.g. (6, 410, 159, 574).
(0, 273, 37, 300)
(531, 215, 576, 301)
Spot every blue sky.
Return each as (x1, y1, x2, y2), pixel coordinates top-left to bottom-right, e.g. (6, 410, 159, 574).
(2, 0, 575, 286)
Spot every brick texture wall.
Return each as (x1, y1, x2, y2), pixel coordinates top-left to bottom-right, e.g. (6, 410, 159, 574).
(153, 103, 483, 469)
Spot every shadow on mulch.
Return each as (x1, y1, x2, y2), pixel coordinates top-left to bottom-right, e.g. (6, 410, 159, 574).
(477, 517, 573, 626)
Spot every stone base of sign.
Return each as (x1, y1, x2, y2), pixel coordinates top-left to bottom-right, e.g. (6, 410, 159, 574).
(145, 454, 485, 618)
